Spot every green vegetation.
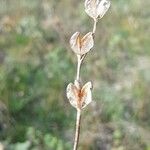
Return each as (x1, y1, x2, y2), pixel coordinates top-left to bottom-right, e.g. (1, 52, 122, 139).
(0, 0, 150, 149)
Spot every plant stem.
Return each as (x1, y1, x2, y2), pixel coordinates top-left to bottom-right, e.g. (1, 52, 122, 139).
(76, 55, 82, 81)
(73, 109, 81, 150)
(92, 19, 97, 34)
(73, 17, 97, 150)
(76, 54, 86, 81)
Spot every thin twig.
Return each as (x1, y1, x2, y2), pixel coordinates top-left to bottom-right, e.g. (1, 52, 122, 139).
(92, 19, 97, 34)
(73, 19, 97, 150)
(76, 55, 82, 81)
(73, 109, 81, 150)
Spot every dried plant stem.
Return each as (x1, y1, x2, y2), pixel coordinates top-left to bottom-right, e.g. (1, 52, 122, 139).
(76, 55, 86, 81)
(73, 56, 82, 150)
(74, 54, 86, 150)
(73, 19, 97, 149)
(73, 109, 81, 150)
(76, 55, 82, 81)
(92, 19, 97, 34)
(67, 1, 111, 149)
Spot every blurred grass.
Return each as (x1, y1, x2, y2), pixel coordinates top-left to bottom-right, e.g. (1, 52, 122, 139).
(0, 0, 150, 149)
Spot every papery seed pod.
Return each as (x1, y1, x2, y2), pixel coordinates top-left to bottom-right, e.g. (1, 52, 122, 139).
(66, 81, 93, 109)
(66, 83, 79, 109)
(80, 82, 93, 109)
(85, 0, 110, 20)
(70, 32, 94, 55)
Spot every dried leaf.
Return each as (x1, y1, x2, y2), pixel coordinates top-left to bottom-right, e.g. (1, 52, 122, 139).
(85, 0, 110, 20)
(70, 32, 94, 55)
(66, 81, 93, 109)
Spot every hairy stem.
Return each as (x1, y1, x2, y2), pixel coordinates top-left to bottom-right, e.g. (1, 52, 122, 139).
(73, 109, 81, 150)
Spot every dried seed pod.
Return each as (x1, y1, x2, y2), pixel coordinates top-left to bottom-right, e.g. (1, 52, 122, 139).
(85, 0, 110, 20)
(66, 81, 93, 109)
(70, 32, 94, 55)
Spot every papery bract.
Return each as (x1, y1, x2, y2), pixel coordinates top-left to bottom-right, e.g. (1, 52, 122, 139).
(66, 81, 92, 109)
(70, 32, 94, 55)
(85, 0, 110, 20)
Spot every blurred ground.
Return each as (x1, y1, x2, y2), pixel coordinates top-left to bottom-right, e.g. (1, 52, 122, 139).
(0, 0, 150, 150)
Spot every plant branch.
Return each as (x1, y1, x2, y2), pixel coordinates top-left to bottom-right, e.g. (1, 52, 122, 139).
(73, 109, 81, 150)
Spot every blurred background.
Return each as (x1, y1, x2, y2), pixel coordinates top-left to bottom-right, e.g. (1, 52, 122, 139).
(0, 0, 150, 149)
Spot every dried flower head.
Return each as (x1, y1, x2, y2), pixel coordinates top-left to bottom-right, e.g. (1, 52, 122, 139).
(70, 32, 94, 55)
(85, 0, 111, 20)
(66, 81, 93, 110)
